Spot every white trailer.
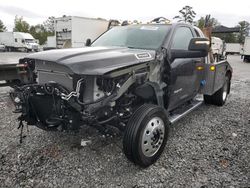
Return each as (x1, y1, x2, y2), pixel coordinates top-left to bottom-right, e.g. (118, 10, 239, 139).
(243, 37, 250, 62)
(0, 32, 39, 52)
(225, 43, 241, 55)
(54, 16, 110, 48)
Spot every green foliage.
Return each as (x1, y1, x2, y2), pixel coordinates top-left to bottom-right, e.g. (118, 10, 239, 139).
(29, 24, 54, 45)
(0, 19, 7, 32)
(213, 33, 238, 43)
(13, 16, 30, 32)
(196, 17, 205, 29)
(43, 16, 55, 34)
(196, 15, 238, 43)
(173, 5, 196, 24)
(12, 16, 55, 45)
(196, 15, 220, 29)
(237, 21, 250, 44)
(212, 20, 249, 43)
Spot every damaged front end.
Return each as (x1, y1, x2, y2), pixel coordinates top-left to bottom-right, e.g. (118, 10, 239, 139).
(10, 60, 151, 138)
(11, 82, 83, 132)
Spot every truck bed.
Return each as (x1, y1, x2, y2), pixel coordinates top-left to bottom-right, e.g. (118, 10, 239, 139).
(0, 52, 27, 65)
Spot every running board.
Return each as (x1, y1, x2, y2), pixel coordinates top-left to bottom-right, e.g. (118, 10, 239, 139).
(169, 99, 203, 124)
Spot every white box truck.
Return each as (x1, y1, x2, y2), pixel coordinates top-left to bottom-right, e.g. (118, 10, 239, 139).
(47, 36, 56, 48)
(54, 16, 110, 48)
(0, 32, 39, 52)
(225, 43, 241, 55)
(243, 37, 250, 62)
(44, 36, 57, 50)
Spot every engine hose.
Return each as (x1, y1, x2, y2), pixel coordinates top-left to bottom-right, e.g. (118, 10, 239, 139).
(98, 116, 117, 125)
(120, 100, 133, 107)
(44, 83, 55, 95)
(76, 92, 117, 106)
(45, 117, 64, 127)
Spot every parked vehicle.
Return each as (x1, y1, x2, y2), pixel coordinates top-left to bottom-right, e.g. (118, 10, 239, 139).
(243, 37, 250, 62)
(225, 43, 241, 55)
(8, 22, 232, 167)
(52, 16, 111, 49)
(44, 36, 57, 51)
(0, 32, 39, 52)
(211, 37, 225, 61)
(0, 44, 5, 52)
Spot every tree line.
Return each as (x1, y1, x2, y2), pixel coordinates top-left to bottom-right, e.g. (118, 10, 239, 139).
(173, 5, 249, 44)
(0, 7, 249, 44)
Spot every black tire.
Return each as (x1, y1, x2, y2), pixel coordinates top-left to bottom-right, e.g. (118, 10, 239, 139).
(244, 56, 250, 63)
(204, 75, 230, 106)
(123, 104, 169, 167)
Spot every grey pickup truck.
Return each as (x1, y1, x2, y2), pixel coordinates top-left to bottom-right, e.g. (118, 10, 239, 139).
(10, 21, 232, 167)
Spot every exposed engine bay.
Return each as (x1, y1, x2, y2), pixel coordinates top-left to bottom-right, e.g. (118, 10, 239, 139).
(11, 55, 161, 135)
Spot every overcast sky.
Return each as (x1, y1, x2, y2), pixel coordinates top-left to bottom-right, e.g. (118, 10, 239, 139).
(0, 0, 250, 31)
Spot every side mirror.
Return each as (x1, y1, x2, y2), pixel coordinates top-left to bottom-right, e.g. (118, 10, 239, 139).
(85, 38, 91, 46)
(170, 38, 209, 60)
(188, 38, 209, 55)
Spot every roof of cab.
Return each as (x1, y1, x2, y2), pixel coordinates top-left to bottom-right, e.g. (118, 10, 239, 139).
(13, 32, 34, 39)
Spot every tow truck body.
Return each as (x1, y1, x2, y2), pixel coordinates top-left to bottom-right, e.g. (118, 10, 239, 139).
(6, 21, 232, 167)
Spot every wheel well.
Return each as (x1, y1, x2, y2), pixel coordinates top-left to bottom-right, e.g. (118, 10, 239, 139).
(133, 83, 158, 105)
(226, 70, 232, 80)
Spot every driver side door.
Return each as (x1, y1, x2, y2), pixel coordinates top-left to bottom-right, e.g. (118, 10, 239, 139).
(168, 26, 204, 111)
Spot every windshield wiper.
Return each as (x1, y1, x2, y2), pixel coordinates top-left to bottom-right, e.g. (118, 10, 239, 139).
(126, 46, 138, 49)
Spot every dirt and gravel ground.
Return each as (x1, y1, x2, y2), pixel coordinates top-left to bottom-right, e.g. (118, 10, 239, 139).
(0, 54, 249, 187)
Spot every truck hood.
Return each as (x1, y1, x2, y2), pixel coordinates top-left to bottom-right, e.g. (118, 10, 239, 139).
(26, 46, 156, 75)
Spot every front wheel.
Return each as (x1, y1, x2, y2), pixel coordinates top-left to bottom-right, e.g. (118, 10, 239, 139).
(123, 104, 169, 167)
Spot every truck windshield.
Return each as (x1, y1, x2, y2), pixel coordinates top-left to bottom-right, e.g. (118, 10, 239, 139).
(25, 39, 35, 43)
(92, 25, 170, 50)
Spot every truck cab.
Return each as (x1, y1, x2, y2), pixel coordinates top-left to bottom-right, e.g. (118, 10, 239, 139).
(14, 32, 39, 52)
(10, 22, 232, 167)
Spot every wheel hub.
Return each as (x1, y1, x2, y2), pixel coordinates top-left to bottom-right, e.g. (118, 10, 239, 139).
(141, 117, 165, 157)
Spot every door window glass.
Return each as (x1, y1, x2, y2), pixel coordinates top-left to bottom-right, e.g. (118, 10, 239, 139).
(172, 27, 193, 50)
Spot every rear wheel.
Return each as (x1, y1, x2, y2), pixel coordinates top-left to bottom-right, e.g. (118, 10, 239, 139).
(244, 56, 250, 63)
(123, 104, 169, 167)
(243, 57, 247, 62)
(204, 75, 230, 106)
